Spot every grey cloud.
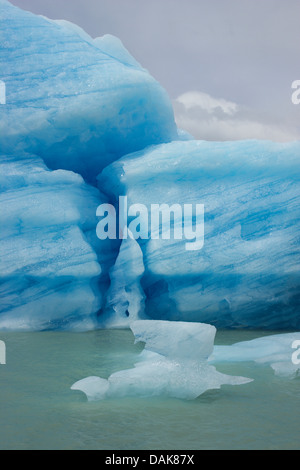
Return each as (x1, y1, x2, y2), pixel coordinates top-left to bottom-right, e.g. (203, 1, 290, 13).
(174, 91, 300, 141)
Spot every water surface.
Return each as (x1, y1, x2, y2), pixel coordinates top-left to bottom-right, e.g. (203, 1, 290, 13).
(0, 329, 299, 450)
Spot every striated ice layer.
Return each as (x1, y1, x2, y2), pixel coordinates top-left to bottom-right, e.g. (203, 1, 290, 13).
(210, 332, 300, 378)
(0, 154, 107, 330)
(1, 1, 299, 332)
(71, 320, 252, 400)
(0, 1, 177, 330)
(0, 0, 177, 184)
(99, 140, 300, 329)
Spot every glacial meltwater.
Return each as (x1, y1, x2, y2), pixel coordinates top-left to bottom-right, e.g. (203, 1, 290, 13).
(0, 329, 299, 450)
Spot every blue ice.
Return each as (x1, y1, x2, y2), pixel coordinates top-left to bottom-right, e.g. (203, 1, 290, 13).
(0, 1, 299, 334)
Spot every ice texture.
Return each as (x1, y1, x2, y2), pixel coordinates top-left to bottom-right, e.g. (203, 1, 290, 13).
(1, 2, 300, 332)
(0, 0, 177, 184)
(99, 234, 146, 328)
(0, 1, 176, 329)
(99, 140, 300, 329)
(71, 320, 252, 400)
(210, 332, 300, 378)
(0, 154, 106, 330)
(131, 319, 215, 361)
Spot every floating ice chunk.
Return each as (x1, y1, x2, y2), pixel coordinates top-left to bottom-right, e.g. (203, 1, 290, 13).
(131, 320, 216, 361)
(71, 320, 252, 401)
(106, 353, 251, 400)
(210, 332, 300, 378)
(71, 377, 110, 401)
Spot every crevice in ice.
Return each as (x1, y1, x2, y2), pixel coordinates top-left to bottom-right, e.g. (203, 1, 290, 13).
(98, 232, 148, 328)
(71, 320, 252, 400)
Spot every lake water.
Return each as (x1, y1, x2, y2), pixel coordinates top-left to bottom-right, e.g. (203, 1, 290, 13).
(0, 329, 299, 450)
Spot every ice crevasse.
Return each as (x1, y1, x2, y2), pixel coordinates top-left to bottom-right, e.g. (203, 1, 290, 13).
(0, 0, 300, 331)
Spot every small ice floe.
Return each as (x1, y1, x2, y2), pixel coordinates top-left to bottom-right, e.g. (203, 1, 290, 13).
(71, 320, 252, 401)
(210, 332, 300, 378)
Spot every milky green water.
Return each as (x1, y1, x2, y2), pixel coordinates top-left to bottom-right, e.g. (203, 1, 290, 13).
(0, 329, 299, 450)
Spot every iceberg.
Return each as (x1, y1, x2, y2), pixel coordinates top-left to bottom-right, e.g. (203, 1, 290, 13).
(71, 320, 252, 400)
(0, 2, 299, 332)
(99, 140, 300, 329)
(210, 332, 300, 378)
(0, 0, 177, 184)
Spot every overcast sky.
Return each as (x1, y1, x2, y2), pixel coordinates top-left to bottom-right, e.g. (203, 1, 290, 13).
(10, 0, 300, 141)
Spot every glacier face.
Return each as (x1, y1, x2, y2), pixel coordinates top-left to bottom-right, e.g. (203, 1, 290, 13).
(0, 0, 177, 184)
(0, 1, 299, 332)
(99, 140, 300, 329)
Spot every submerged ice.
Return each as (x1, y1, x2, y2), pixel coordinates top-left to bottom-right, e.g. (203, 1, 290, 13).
(71, 320, 252, 400)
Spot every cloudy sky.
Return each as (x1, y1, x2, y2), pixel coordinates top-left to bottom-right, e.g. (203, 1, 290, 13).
(10, 0, 300, 141)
